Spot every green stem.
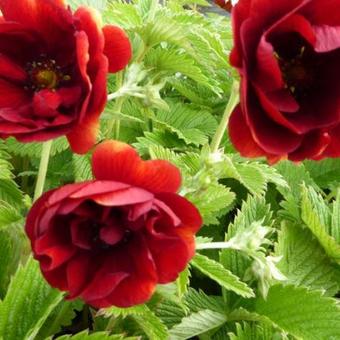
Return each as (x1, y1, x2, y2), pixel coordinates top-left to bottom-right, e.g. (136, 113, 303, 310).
(210, 80, 240, 153)
(33, 140, 52, 201)
(196, 242, 234, 250)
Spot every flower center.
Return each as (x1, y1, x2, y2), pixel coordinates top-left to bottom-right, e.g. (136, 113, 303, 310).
(275, 43, 319, 100)
(26, 57, 71, 91)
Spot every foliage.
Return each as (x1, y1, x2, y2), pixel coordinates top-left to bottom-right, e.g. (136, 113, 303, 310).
(0, 0, 340, 339)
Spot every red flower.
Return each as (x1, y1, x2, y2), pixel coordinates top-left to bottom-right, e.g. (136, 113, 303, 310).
(25, 140, 202, 308)
(228, 0, 340, 162)
(0, 0, 131, 154)
(215, 0, 233, 12)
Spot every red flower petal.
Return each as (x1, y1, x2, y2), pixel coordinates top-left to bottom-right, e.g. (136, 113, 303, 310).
(146, 233, 190, 283)
(92, 140, 182, 193)
(156, 193, 202, 235)
(33, 90, 61, 118)
(104, 236, 157, 308)
(67, 116, 99, 154)
(0, 54, 27, 82)
(66, 253, 95, 298)
(0, 78, 29, 108)
(69, 181, 130, 199)
(74, 7, 108, 119)
(228, 104, 266, 158)
(314, 25, 340, 52)
(25, 190, 56, 240)
(0, 0, 74, 46)
(289, 131, 331, 161)
(254, 36, 284, 91)
(91, 187, 154, 207)
(103, 25, 132, 73)
(38, 244, 76, 271)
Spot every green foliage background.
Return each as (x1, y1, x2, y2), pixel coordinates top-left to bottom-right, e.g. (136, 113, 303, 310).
(1, 0, 340, 339)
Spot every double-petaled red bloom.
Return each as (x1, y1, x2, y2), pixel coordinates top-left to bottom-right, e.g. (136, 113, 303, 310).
(228, 0, 340, 162)
(0, 0, 131, 153)
(26, 140, 202, 308)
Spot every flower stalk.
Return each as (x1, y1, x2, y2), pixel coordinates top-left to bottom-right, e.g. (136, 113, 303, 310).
(33, 140, 53, 201)
(210, 80, 240, 153)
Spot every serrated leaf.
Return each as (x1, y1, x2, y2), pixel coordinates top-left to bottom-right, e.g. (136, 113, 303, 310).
(331, 189, 340, 243)
(228, 322, 275, 340)
(304, 158, 340, 188)
(37, 300, 84, 339)
(252, 284, 340, 340)
(176, 267, 190, 298)
(5, 137, 68, 158)
(139, 16, 191, 50)
(0, 200, 22, 229)
(276, 223, 339, 296)
(57, 330, 137, 340)
(99, 304, 149, 318)
(145, 48, 211, 86)
(0, 225, 25, 298)
(187, 183, 235, 225)
(154, 299, 187, 329)
(191, 254, 254, 298)
(72, 153, 92, 182)
(68, 0, 107, 11)
(183, 288, 226, 314)
(170, 309, 227, 340)
(0, 257, 63, 340)
(0, 180, 23, 206)
(301, 185, 340, 262)
(132, 306, 169, 340)
(220, 196, 272, 277)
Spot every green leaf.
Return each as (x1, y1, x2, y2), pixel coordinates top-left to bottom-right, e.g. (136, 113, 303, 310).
(170, 309, 227, 339)
(252, 284, 340, 340)
(220, 196, 272, 278)
(0, 143, 14, 180)
(275, 161, 316, 221)
(132, 307, 169, 340)
(183, 288, 226, 314)
(57, 330, 137, 340)
(304, 158, 340, 189)
(176, 267, 190, 298)
(0, 180, 23, 206)
(187, 183, 235, 225)
(301, 185, 340, 262)
(0, 225, 25, 298)
(145, 48, 211, 86)
(72, 153, 92, 182)
(0, 200, 22, 229)
(228, 322, 276, 340)
(100, 304, 149, 318)
(154, 299, 187, 329)
(37, 300, 84, 339)
(276, 222, 339, 296)
(68, 0, 107, 11)
(155, 103, 217, 143)
(0, 257, 63, 340)
(100, 304, 168, 340)
(5, 137, 69, 158)
(191, 254, 255, 298)
(331, 189, 340, 243)
(139, 16, 192, 50)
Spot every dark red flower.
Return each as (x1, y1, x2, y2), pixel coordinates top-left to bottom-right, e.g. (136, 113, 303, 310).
(0, 0, 131, 154)
(228, 0, 340, 162)
(25, 140, 202, 308)
(215, 0, 233, 12)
